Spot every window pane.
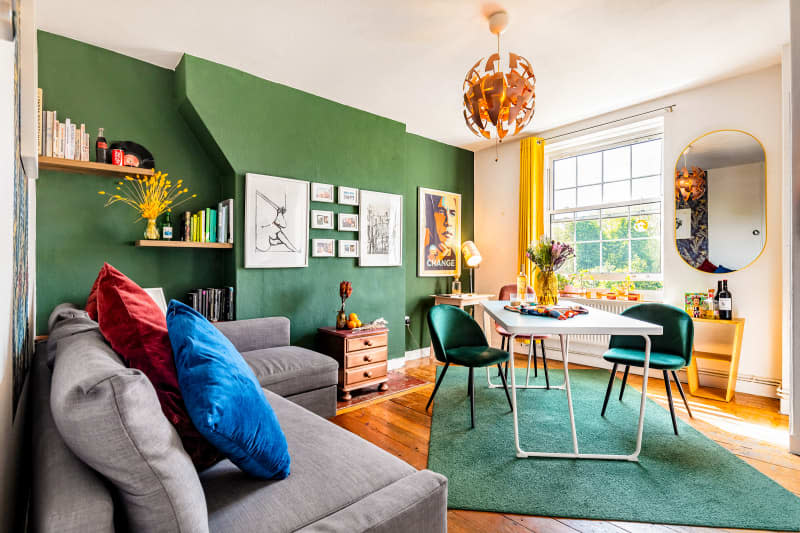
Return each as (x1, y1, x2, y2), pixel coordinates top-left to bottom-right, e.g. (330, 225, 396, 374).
(577, 152, 602, 185)
(603, 146, 630, 181)
(631, 239, 661, 273)
(601, 207, 629, 240)
(631, 212, 659, 238)
(631, 175, 659, 200)
(554, 157, 576, 189)
(552, 221, 575, 243)
(553, 188, 576, 210)
(576, 242, 600, 271)
(603, 180, 630, 203)
(632, 139, 662, 177)
(602, 240, 629, 272)
(575, 210, 600, 241)
(576, 184, 601, 207)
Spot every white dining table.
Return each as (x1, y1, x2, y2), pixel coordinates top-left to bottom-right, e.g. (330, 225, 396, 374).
(480, 300, 663, 462)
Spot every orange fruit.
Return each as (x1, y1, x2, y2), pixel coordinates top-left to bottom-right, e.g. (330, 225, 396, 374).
(355, 320, 362, 327)
(347, 320, 358, 329)
(349, 313, 358, 321)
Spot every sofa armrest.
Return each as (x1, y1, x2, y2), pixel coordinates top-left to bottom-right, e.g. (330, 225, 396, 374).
(215, 317, 291, 352)
(296, 470, 447, 533)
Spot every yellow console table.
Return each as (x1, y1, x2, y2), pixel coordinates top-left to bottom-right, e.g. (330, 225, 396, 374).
(686, 317, 745, 402)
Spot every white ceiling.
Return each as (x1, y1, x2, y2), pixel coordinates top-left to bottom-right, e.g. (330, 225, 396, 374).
(37, 0, 789, 152)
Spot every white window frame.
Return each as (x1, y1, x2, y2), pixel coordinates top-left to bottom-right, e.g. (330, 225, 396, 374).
(543, 118, 665, 292)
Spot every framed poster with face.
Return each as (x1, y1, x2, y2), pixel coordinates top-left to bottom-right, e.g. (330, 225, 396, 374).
(312, 238, 335, 257)
(338, 186, 359, 205)
(359, 190, 403, 267)
(311, 210, 334, 229)
(418, 187, 461, 277)
(311, 182, 334, 203)
(338, 240, 358, 257)
(338, 213, 358, 231)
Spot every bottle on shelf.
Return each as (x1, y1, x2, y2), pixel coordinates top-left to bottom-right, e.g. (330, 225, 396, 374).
(161, 211, 173, 241)
(718, 279, 732, 320)
(451, 276, 462, 295)
(516, 264, 528, 305)
(96, 128, 109, 163)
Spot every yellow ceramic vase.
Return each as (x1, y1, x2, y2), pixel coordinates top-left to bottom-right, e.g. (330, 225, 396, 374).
(534, 269, 559, 306)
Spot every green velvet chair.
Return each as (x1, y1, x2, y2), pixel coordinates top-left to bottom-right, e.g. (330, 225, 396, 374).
(426, 305, 513, 428)
(601, 303, 695, 435)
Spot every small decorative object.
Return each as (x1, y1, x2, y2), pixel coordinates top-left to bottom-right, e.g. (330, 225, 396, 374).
(338, 240, 358, 257)
(337, 281, 353, 329)
(98, 172, 195, 240)
(338, 213, 358, 231)
(675, 208, 692, 240)
(675, 146, 706, 202)
(516, 264, 528, 305)
(338, 186, 359, 205)
(684, 292, 707, 315)
(461, 240, 482, 293)
(311, 210, 334, 229)
(312, 238, 335, 257)
(418, 187, 461, 277)
(526, 235, 575, 306)
(108, 141, 155, 168)
(359, 190, 403, 267)
(311, 182, 334, 203)
(451, 276, 462, 294)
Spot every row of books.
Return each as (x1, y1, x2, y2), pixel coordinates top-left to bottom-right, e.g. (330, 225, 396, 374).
(36, 88, 91, 161)
(188, 287, 234, 322)
(181, 199, 234, 243)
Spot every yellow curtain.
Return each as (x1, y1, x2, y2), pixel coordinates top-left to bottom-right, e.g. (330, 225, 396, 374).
(518, 137, 545, 283)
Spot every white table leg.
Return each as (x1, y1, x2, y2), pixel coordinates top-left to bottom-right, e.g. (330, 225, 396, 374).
(508, 333, 523, 455)
(631, 334, 651, 460)
(560, 334, 580, 454)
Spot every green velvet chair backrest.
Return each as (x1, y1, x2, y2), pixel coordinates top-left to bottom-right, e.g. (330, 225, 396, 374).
(609, 303, 694, 365)
(427, 305, 488, 363)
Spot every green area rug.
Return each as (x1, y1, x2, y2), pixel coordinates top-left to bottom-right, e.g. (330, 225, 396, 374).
(427, 366, 800, 530)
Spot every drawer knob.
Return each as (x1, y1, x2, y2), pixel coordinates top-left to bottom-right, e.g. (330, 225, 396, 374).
(364, 371, 373, 378)
(364, 355, 372, 362)
(364, 340, 373, 346)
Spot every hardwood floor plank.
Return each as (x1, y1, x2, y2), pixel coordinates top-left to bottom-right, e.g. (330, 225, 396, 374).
(506, 515, 580, 532)
(557, 518, 629, 533)
(448, 510, 535, 532)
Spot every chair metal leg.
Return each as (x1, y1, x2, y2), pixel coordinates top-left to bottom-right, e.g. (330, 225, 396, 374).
(425, 363, 450, 411)
(601, 363, 618, 416)
(525, 339, 534, 386)
(468, 367, 475, 428)
(619, 365, 630, 401)
(663, 370, 679, 435)
(497, 363, 514, 411)
(505, 359, 509, 380)
(672, 370, 693, 418)
(533, 339, 539, 378)
(540, 340, 550, 389)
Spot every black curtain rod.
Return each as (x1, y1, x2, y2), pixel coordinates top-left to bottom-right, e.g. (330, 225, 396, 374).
(541, 105, 676, 142)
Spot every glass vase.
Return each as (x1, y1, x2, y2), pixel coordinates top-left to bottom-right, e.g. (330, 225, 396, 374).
(534, 269, 559, 306)
(144, 218, 160, 240)
(336, 303, 348, 329)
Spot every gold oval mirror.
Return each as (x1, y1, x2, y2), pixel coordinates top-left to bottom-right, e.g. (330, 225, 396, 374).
(674, 130, 766, 273)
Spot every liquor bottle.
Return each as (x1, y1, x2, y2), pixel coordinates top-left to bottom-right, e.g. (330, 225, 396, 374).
(718, 279, 732, 320)
(96, 128, 109, 163)
(451, 276, 462, 295)
(161, 211, 173, 241)
(516, 264, 528, 305)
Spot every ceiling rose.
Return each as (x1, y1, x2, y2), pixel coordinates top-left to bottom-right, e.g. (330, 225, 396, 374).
(462, 10, 536, 142)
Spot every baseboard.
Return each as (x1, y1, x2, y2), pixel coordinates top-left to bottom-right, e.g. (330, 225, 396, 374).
(389, 347, 431, 371)
(791, 434, 800, 456)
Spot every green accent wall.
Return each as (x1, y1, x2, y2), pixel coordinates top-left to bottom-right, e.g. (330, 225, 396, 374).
(35, 34, 474, 359)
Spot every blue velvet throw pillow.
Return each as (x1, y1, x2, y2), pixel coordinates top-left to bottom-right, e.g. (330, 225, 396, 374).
(166, 300, 290, 479)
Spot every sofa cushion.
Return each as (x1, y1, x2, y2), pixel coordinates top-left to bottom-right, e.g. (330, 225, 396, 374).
(91, 263, 221, 470)
(167, 300, 291, 480)
(49, 327, 209, 533)
(242, 346, 338, 397)
(201, 388, 416, 533)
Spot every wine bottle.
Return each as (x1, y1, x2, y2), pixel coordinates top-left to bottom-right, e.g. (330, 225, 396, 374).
(96, 128, 109, 163)
(516, 264, 527, 305)
(161, 211, 173, 241)
(718, 279, 732, 320)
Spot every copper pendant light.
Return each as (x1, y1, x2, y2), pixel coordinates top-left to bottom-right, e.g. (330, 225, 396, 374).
(675, 146, 706, 202)
(463, 10, 536, 142)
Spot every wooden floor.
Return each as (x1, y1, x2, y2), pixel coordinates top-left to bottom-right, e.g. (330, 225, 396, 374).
(331, 356, 800, 533)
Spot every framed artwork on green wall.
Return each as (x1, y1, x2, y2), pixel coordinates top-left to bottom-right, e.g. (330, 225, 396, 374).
(359, 190, 403, 267)
(418, 187, 461, 277)
(244, 173, 309, 268)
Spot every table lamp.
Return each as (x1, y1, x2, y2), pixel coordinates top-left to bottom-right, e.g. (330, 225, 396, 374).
(461, 241, 482, 294)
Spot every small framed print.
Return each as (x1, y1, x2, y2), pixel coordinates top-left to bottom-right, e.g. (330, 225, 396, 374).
(312, 238, 335, 257)
(311, 182, 334, 203)
(338, 213, 359, 231)
(338, 186, 359, 205)
(338, 240, 358, 257)
(311, 210, 334, 229)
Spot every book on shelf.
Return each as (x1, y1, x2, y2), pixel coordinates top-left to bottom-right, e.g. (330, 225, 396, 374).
(222, 198, 234, 243)
(45, 111, 53, 157)
(187, 286, 234, 322)
(216, 202, 226, 244)
(36, 88, 42, 156)
(178, 203, 235, 244)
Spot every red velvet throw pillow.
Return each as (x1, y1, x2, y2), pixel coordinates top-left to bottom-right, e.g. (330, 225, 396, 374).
(91, 263, 222, 470)
(698, 259, 717, 273)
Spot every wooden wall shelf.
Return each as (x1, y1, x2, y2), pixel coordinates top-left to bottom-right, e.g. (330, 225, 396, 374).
(134, 240, 232, 249)
(39, 156, 155, 178)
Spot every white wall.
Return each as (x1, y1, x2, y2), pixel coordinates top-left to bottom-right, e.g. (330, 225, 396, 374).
(707, 162, 765, 270)
(475, 65, 784, 397)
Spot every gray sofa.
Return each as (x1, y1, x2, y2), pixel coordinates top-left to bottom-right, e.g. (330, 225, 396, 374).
(30, 305, 447, 533)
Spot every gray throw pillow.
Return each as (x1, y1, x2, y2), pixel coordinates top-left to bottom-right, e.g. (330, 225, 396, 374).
(50, 328, 209, 533)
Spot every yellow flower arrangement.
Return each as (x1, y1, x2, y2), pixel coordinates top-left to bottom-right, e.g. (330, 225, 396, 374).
(98, 171, 196, 239)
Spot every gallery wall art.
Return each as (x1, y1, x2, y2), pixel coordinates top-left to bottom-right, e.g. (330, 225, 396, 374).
(359, 190, 403, 267)
(245, 173, 309, 268)
(418, 187, 461, 277)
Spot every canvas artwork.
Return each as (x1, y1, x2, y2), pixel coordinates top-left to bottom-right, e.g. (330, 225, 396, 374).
(359, 190, 403, 267)
(338, 186, 359, 205)
(338, 213, 358, 231)
(339, 240, 358, 257)
(418, 187, 461, 277)
(245, 173, 309, 268)
(311, 182, 334, 203)
(311, 210, 334, 229)
(675, 208, 692, 240)
(312, 238, 335, 257)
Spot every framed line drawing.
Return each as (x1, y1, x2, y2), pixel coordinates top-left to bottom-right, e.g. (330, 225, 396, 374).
(311, 182, 334, 203)
(338, 186, 359, 205)
(359, 190, 403, 267)
(338, 212, 358, 231)
(311, 210, 335, 229)
(244, 173, 309, 268)
(418, 187, 461, 277)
